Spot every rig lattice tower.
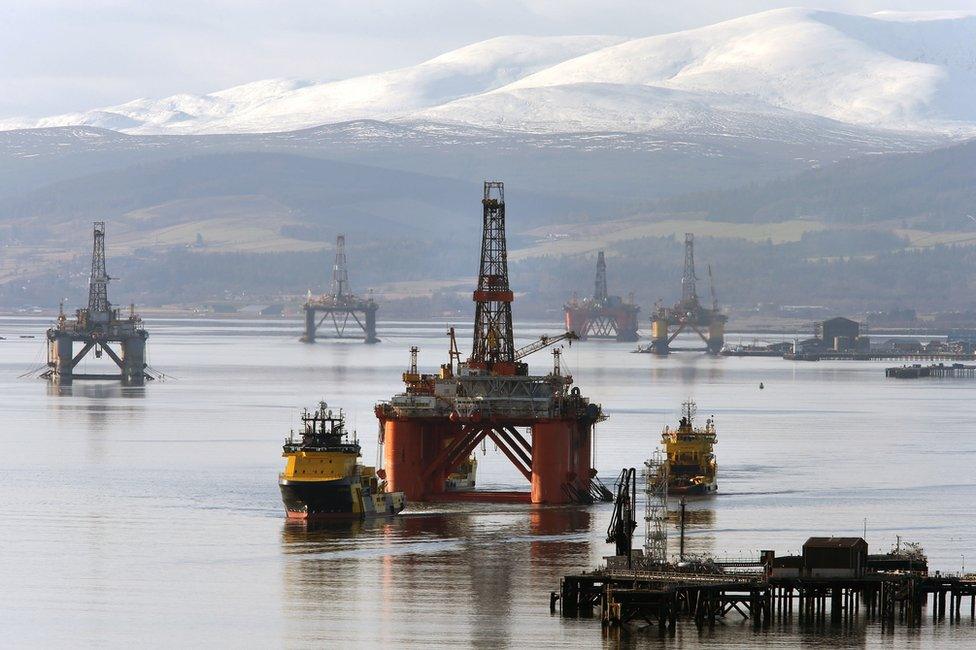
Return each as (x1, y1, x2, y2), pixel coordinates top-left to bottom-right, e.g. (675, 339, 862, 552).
(648, 233, 727, 354)
(375, 181, 609, 505)
(301, 234, 379, 344)
(644, 449, 669, 565)
(564, 251, 640, 342)
(44, 222, 150, 384)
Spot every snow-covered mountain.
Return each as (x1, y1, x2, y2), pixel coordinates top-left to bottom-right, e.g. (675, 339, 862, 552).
(4, 8, 976, 136)
(0, 36, 622, 135)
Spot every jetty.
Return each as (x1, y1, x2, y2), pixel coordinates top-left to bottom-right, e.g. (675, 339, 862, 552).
(886, 363, 976, 379)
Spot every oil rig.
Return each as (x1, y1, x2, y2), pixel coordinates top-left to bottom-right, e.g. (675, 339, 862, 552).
(375, 181, 610, 505)
(647, 233, 726, 355)
(564, 251, 640, 342)
(44, 222, 150, 384)
(300, 235, 379, 343)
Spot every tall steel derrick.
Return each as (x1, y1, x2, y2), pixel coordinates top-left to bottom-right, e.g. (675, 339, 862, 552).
(331, 234, 350, 298)
(301, 234, 379, 344)
(87, 221, 110, 315)
(680, 233, 698, 306)
(594, 251, 608, 304)
(471, 181, 516, 368)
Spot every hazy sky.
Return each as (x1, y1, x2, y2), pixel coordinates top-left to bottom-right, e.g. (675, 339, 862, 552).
(2, 0, 976, 117)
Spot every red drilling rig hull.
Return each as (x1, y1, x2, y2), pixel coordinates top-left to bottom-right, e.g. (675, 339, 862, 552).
(379, 416, 597, 504)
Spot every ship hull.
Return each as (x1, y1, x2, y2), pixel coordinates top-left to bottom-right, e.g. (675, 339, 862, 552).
(668, 474, 718, 495)
(669, 482, 717, 496)
(279, 478, 405, 520)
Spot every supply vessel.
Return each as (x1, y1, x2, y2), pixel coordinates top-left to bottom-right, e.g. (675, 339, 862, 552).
(661, 401, 718, 494)
(279, 401, 405, 520)
(446, 455, 477, 491)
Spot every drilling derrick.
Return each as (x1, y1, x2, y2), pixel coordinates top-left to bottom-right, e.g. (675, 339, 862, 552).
(301, 234, 379, 344)
(471, 181, 516, 372)
(648, 233, 727, 355)
(563, 251, 639, 342)
(44, 222, 150, 384)
(375, 181, 611, 505)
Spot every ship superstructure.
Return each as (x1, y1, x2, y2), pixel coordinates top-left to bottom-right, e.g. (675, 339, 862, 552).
(661, 401, 718, 494)
(279, 401, 404, 520)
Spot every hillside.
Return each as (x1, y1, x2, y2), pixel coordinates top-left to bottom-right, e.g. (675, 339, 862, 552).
(655, 137, 976, 230)
(3, 10, 976, 136)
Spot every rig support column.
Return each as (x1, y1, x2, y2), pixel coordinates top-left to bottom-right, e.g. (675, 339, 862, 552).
(122, 332, 148, 385)
(365, 303, 379, 344)
(382, 420, 427, 500)
(708, 319, 725, 354)
(48, 333, 75, 383)
(302, 305, 317, 343)
(650, 316, 670, 355)
(531, 420, 593, 504)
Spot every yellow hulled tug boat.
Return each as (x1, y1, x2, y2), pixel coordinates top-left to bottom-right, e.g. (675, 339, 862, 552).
(279, 401, 405, 520)
(661, 401, 718, 495)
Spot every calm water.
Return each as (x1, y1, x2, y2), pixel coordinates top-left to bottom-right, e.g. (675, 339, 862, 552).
(1, 316, 974, 647)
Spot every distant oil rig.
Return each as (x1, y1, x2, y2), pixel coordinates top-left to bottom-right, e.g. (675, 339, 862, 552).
(44, 222, 151, 384)
(301, 234, 379, 344)
(564, 251, 640, 342)
(375, 181, 611, 505)
(646, 233, 727, 355)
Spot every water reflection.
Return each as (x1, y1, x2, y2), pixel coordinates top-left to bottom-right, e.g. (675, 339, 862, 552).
(278, 506, 603, 646)
(648, 356, 724, 386)
(46, 382, 147, 400)
(45, 381, 146, 462)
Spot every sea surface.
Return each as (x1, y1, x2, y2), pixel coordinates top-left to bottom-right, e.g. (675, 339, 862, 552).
(1, 316, 974, 648)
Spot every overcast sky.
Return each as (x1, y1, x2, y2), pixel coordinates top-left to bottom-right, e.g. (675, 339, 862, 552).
(2, 0, 976, 118)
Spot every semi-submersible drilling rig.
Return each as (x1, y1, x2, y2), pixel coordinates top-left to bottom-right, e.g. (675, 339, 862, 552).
(564, 251, 639, 342)
(44, 222, 150, 384)
(301, 235, 379, 344)
(375, 181, 611, 505)
(648, 233, 727, 355)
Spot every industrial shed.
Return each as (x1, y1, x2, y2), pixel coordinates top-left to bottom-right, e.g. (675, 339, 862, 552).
(802, 537, 868, 578)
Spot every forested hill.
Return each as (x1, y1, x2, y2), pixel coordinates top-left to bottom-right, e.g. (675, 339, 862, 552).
(656, 138, 976, 231)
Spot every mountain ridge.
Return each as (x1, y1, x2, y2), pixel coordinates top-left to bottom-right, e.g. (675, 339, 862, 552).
(3, 9, 976, 137)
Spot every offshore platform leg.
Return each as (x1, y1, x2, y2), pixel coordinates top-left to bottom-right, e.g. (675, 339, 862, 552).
(650, 317, 669, 355)
(122, 334, 147, 385)
(707, 320, 725, 354)
(301, 306, 316, 343)
(49, 333, 74, 384)
(365, 304, 379, 344)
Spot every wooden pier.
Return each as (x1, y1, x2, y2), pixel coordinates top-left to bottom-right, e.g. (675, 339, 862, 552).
(886, 363, 976, 379)
(788, 351, 976, 362)
(555, 569, 976, 633)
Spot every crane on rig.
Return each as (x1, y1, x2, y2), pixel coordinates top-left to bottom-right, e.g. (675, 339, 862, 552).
(514, 331, 578, 360)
